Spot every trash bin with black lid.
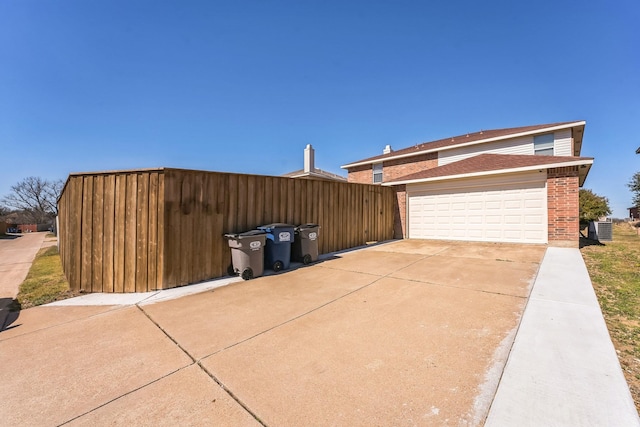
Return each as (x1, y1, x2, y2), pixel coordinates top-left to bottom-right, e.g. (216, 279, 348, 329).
(257, 223, 295, 272)
(224, 230, 267, 280)
(292, 223, 320, 265)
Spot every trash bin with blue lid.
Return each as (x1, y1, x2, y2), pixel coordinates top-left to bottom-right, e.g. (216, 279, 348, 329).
(292, 223, 320, 265)
(224, 230, 267, 280)
(257, 223, 295, 272)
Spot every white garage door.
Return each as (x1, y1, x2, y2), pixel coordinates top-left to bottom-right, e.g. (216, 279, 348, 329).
(407, 172, 547, 244)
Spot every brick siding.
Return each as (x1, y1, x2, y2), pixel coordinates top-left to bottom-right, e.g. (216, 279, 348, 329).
(547, 166, 580, 247)
(347, 153, 438, 184)
(347, 164, 371, 183)
(383, 153, 438, 181)
(393, 185, 406, 238)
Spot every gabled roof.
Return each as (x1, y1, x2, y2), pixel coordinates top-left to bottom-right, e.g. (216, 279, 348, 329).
(281, 168, 347, 181)
(383, 153, 594, 187)
(342, 121, 586, 169)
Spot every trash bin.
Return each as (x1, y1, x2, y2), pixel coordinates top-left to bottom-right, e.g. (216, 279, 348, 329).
(292, 223, 320, 265)
(257, 223, 295, 272)
(224, 230, 267, 280)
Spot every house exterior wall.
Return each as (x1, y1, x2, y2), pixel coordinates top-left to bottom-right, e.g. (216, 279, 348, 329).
(347, 153, 437, 184)
(347, 164, 371, 183)
(553, 129, 573, 156)
(394, 185, 406, 239)
(18, 224, 37, 233)
(547, 166, 580, 247)
(438, 130, 573, 166)
(384, 153, 438, 181)
(438, 135, 533, 166)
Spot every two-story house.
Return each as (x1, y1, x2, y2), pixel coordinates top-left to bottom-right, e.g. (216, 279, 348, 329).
(341, 121, 593, 247)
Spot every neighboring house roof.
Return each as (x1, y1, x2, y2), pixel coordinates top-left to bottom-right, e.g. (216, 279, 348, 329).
(382, 153, 594, 187)
(342, 121, 586, 169)
(282, 168, 347, 181)
(283, 144, 348, 181)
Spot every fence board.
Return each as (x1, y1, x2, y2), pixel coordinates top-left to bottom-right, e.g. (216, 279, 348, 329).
(70, 177, 83, 288)
(237, 175, 248, 233)
(278, 178, 287, 222)
(216, 173, 229, 276)
(80, 176, 93, 292)
(136, 173, 149, 292)
(114, 175, 126, 293)
(92, 175, 104, 292)
(163, 169, 180, 288)
(246, 175, 256, 229)
(103, 174, 115, 292)
(124, 174, 137, 292)
(147, 172, 159, 290)
(226, 174, 238, 234)
(263, 177, 273, 225)
(180, 172, 195, 286)
(156, 173, 165, 289)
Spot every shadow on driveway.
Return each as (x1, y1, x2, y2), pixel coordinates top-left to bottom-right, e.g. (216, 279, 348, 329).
(0, 297, 21, 332)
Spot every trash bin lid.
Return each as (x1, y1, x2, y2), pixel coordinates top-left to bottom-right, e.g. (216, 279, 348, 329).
(296, 223, 319, 230)
(257, 223, 294, 231)
(238, 229, 267, 237)
(224, 230, 266, 239)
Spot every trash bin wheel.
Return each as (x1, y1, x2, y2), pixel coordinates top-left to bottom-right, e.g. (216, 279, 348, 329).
(227, 264, 237, 276)
(241, 268, 254, 280)
(303, 254, 312, 265)
(273, 260, 284, 272)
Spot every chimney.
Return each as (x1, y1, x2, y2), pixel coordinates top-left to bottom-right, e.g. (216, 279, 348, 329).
(304, 144, 315, 173)
(383, 144, 393, 154)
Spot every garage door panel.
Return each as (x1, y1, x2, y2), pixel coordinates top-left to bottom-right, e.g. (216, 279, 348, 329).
(524, 199, 543, 209)
(468, 215, 483, 224)
(452, 215, 465, 224)
(504, 200, 521, 209)
(504, 230, 522, 239)
(468, 201, 483, 210)
(486, 215, 502, 224)
(504, 215, 521, 224)
(468, 229, 483, 238)
(408, 173, 547, 244)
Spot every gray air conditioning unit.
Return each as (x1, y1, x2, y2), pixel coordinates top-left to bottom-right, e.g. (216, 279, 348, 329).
(588, 220, 613, 242)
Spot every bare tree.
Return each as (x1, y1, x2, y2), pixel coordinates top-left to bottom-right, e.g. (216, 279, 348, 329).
(1, 177, 63, 224)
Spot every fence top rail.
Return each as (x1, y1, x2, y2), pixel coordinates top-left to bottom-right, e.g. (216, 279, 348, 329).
(59, 167, 392, 203)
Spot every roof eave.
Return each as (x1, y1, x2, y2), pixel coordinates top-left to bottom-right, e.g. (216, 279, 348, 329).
(342, 121, 587, 169)
(382, 158, 594, 186)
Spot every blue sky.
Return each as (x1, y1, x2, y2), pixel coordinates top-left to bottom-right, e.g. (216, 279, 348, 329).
(1, 1, 638, 217)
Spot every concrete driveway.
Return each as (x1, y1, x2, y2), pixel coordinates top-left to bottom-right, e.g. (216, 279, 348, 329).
(0, 240, 546, 426)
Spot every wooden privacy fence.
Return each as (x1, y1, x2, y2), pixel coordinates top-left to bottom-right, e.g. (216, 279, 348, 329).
(58, 168, 397, 293)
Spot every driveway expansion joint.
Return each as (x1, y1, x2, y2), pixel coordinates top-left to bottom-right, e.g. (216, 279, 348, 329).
(57, 365, 192, 426)
(136, 304, 196, 364)
(196, 361, 269, 427)
(136, 304, 268, 425)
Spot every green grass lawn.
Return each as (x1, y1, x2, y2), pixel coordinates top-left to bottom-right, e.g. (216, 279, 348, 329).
(581, 223, 640, 412)
(14, 246, 78, 310)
